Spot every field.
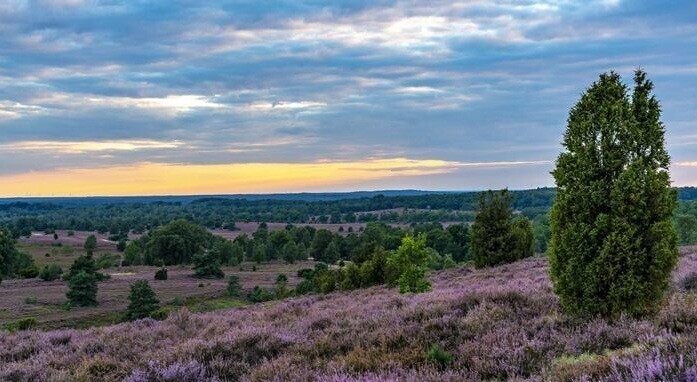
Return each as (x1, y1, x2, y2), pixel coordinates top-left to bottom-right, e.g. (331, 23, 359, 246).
(4, 231, 313, 329)
(1, 251, 696, 381)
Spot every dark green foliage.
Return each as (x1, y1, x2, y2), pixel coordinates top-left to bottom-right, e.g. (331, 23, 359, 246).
(226, 275, 242, 297)
(532, 214, 551, 253)
(192, 251, 225, 279)
(309, 229, 334, 261)
(125, 280, 160, 320)
(64, 253, 109, 281)
(510, 218, 534, 261)
(116, 238, 127, 252)
(471, 190, 534, 268)
(154, 267, 168, 280)
(446, 223, 470, 262)
(0, 228, 37, 278)
(323, 241, 340, 264)
(141, 219, 213, 265)
(248, 285, 274, 302)
(39, 264, 63, 281)
(96, 253, 119, 269)
(66, 270, 98, 307)
(211, 238, 241, 266)
(387, 234, 431, 293)
(294, 279, 314, 295)
(359, 247, 391, 287)
(122, 241, 143, 266)
(340, 262, 361, 290)
(253, 244, 267, 264)
(18, 263, 39, 279)
(675, 214, 697, 245)
(83, 234, 97, 254)
(274, 274, 290, 298)
(282, 241, 300, 264)
(426, 344, 454, 368)
(549, 71, 678, 318)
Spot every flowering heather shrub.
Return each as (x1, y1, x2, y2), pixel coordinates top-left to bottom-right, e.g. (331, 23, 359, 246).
(1, 256, 696, 381)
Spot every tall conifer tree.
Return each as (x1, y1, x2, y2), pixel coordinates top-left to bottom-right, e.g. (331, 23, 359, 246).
(550, 71, 678, 317)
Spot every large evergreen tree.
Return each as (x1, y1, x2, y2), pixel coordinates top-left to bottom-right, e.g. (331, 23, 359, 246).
(549, 70, 678, 317)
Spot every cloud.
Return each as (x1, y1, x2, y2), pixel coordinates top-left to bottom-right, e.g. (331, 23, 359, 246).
(0, 0, 696, 194)
(0, 139, 184, 154)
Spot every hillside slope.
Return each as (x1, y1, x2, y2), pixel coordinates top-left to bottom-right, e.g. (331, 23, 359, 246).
(2, 255, 697, 381)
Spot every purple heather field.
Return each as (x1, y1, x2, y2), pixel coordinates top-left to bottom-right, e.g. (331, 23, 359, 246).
(2, 253, 697, 382)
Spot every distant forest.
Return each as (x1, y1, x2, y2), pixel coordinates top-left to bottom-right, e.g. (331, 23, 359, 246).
(1, 187, 696, 243)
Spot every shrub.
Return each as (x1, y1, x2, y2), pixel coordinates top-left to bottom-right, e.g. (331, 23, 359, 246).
(426, 344, 453, 368)
(149, 308, 170, 320)
(550, 71, 678, 318)
(248, 286, 274, 303)
(19, 264, 40, 279)
(125, 280, 160, 320)
(340, 262, 361, 290)
(66, 270, 98, 307)
(295, 279, 315, 295)
(96, 253, 119, 269)
(192, 251, 224, 279)
(226, 275, 242, 297)
(39, 264, 63, 281)
(8, 317, 37, 331)
(274, 274, 290, 298)
(154, 267, 168, 280)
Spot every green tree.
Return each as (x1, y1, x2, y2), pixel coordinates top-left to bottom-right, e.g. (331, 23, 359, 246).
(192, 251, 225, 279)
(66, 270, 98, 307)
(323, 241, 341, 264)
(309, 229, 334, 261)
(226, 275, 242, 297)
(84, 234, 98, 255)
(282, 241, 300, 264)
(446, 224, 470, 262)
(125, 280, 159, 320)
(471, 190, 532, 268)
(549, 71, 678, 318)
(122, 241, 143, 266)
(387, 234, 431, 293)
(253, 244, 267, 264)
(1, 229, 18, 276)
(510, 218, 534, 260)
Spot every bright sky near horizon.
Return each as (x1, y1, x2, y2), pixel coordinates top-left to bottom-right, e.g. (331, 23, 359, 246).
(0, 0, 696, 196)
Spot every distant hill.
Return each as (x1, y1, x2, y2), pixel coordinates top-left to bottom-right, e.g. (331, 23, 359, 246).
(0, 189, 456, 207)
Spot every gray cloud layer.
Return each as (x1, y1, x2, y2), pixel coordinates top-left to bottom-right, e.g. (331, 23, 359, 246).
(1, 0, 696, 188)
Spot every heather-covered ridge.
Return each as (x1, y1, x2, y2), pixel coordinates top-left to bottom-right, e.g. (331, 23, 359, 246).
(2, 255, 697, 382)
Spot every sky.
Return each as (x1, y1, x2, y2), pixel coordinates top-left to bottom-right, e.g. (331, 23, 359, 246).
(0, 0, 696, 196)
